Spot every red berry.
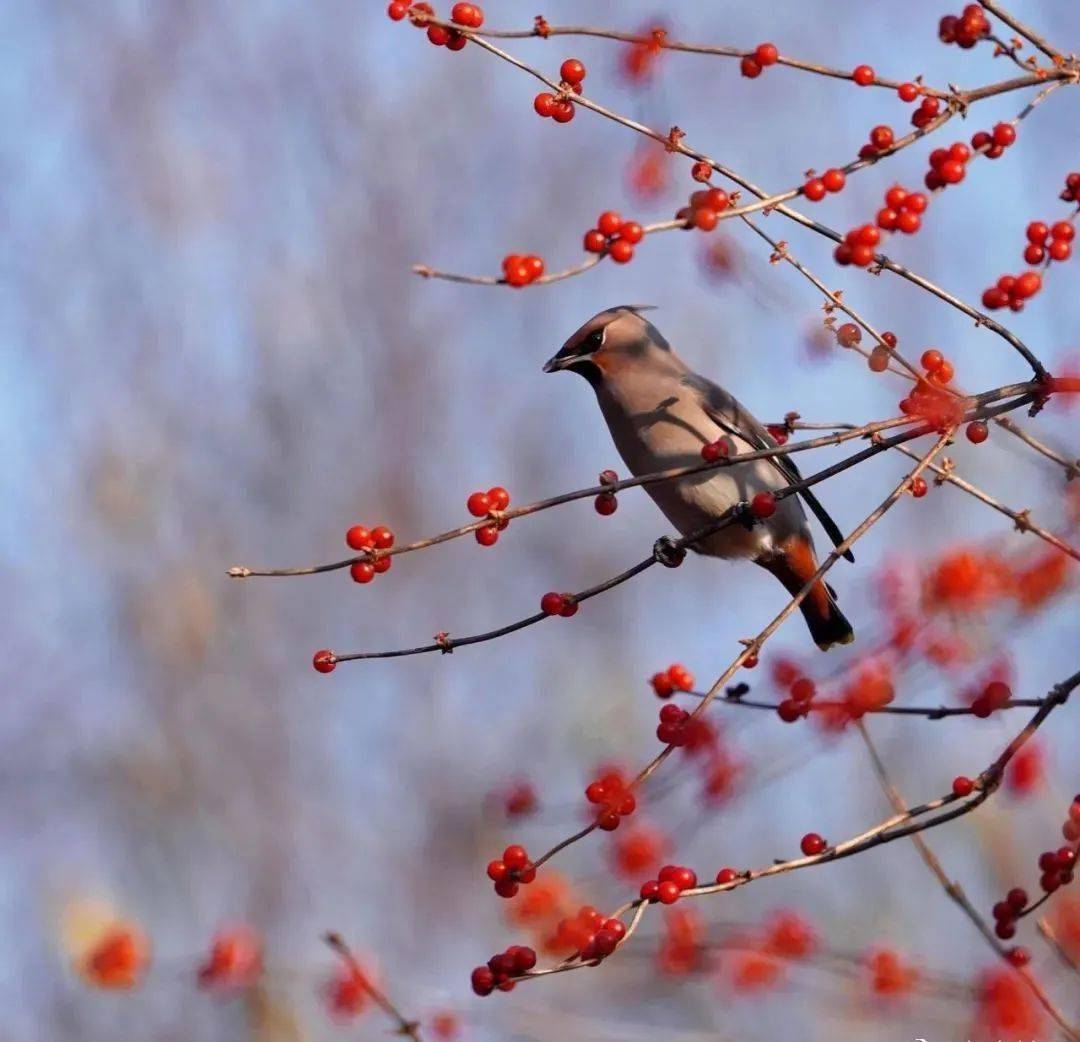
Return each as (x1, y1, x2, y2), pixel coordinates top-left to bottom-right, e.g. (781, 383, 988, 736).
(471, 966, 494, 996)
(822, 168, 845, 193)
(750, 492, 776, 519)
(1024, 244, 1045, 265)
(487, 486, 510, 511)
(704, 188, 729, 211)
(619, 221, 644, 245)
(657, 880, 681, 904)
(754, 42, 779, 66)
(597, 211, 622, 236)
(952, 776, 974, 797)
(803, 178, 826, 202)
(791, 677, 816, 703)
(475, 525, 499, 546)
(869, 125, 894, 151)
(533, 92, 555, 118)
(371, 525, 394, 550)
(651, 672, 675, 698)
(583, 229, 607, 253)
(551, 100, 575, 124)
(1006, 947, 1031, 967)
(560, 58, 586, 85)
(387, 1, 409, 20)
(559, 598, 578, 618)
(346, 525, 373, 551)
(1026, 221, 1049, 244)
(800, 832, 826, 856)
(467, 491, 491, 517)
(1006, 887, 1028, 910)
(427, 24, 451, 46)
(921, 349, 944, 372)
(312, 649, 336, 673)
(608, 239, 634, 263)
(740, 55, 762, 78)
(885, 185, 908, 210)
(350, 561, 375, 584)
(965, 421, 988, 444)
(503, 845, 528, 871)
(896, 211, 921, 234)
(669, 664, 694, 691)
(852, 64, 875, 86)
(1051, 221, 1075, 242)
(910, 476, 928, 498)
(940, 159, 965, 184)
(372, 556, 391, 574)
(777, 699, 802, 723)
(594, 492, 618, 515)
(693, 207, 719, 232)
(1048, 240, 1071, 262)
(1014, 271, 1041, 299)
(540, 592, 564, 616)
(715, 867, 738, 885)
(904, 192, 928, 213)
(898, 82, 918, 102)
(995, 920, 1016, 939)
(992, 122, 1016, 148)
(691, 161, 712, 182)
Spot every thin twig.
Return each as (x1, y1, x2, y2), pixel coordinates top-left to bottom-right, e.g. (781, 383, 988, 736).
(323, 933, 422, 1041)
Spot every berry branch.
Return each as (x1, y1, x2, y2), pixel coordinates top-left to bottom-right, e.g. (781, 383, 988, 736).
(477, 669, 1077, 1000)
(323, 933, 424, 1041)
(403, 11, 1075, 380)
(854, 715, 1080, 1040)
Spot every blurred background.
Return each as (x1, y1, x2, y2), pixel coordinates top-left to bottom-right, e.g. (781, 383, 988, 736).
(1, 2, 1078, 1039)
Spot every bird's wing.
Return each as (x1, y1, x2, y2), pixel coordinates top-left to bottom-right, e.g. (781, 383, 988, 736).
(682, 372, 854, 563)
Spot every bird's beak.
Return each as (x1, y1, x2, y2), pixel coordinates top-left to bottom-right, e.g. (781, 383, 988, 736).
(542, 353, 574, 373)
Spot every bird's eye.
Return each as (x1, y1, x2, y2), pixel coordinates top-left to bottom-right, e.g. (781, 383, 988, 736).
(586, 328, 606, 350)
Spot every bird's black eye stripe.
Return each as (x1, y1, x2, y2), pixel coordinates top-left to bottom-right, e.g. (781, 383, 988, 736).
(586, 328, 605, 350)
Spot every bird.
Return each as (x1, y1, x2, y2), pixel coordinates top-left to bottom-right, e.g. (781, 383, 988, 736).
(543, 305, 854, 651)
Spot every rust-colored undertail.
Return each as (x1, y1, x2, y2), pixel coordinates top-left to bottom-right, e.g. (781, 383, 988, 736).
(758, 535, 855, 651)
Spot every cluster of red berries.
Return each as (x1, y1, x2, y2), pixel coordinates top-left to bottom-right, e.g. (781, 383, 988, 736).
(586, 767, 637, 830)
(739, 42, 779, 79)
(470, 944, 536, 996)
(388, 2, 483, 50)
(938, 5, 990, 48)
(583, 210, 644, 263)
(897, 373, 965, 431)
(868, 330, 899, 373)
(501, 254, 544, 287)
(834, 224, 881, 268)
(540, 591, 578, 618)
(533, 58, 586, 124)
(971, 679, 1012, 717)
(554, 906, 627, 963)
(466, 486, 510, 545)
(1062, 172, 1080, 203)
(640, 864, 698, 904)
(919, 348, 954, 384)
(1036, 844, 1076, 893)
(650, 663, 695, 698)
(776, 675, 817, 723)
(595, 468, 619, 515)
(908, 95, 944, 131)
(877, 184, 929, 235)
(980, 270, 1042, 312)
(925, 141, 972, 189)
(701, 434, 733, 462)
(656, 704, 692, 746)
(486, 844, 536, 899)
(345, 523, 395, 583)
(1021, 220, 1074, 265)
(971, 122, 1017, 159)
(802, 168, 846, 202)
(677, 187, 731, 232)
(989, 883, 1032, 941)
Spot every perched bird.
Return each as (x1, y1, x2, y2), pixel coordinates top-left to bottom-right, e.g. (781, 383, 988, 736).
(543, 305, 854, 650)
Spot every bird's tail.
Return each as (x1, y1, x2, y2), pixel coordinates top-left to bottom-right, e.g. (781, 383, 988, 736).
(759, 535, 854, 652)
